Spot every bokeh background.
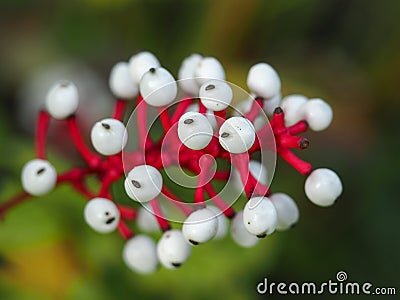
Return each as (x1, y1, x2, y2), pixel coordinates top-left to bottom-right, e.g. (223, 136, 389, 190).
(0, 0, 399, 299)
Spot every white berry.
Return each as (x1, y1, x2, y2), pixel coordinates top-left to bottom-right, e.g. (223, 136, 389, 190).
(46, 80, 79, 119)
(124, 165, 163, 203)
(281, 94, 308, 126)
(247, 63, 281, 100)
(140, 67, 177, 107)
(178, 112, 213, 150)
(230, 211, 259, 248)
(91, 118, 128, 156)
(157, 229, 192, 269)
(123, 235, 158, 274)
(182, 208, 218, 245)
(219, 117, 255, 154)
(178, 53, 203, 95)
(195, 57, 225, 86)
(129, 51, 161, 84)
(305, 168, 342, 207)
(109, 62, 138, 99)
(243, 196, 277, 237)
(84, 198, 120, 233)
(199, 80, 233, 111)
(207, 206, 228, 240)
(302, 98, 333, 131)
(21, 159, 57, 196)
(269, 193, 299, 231)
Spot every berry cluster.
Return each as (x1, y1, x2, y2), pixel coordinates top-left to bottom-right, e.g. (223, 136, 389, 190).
(0, 51, 342, 274)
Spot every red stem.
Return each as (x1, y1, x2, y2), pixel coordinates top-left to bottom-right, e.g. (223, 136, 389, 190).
(288, 120, 308, 135)
(214, 110, 226, 128)
(0, 191, 31, 219)
(171, 97, 193, 123)
(244, 98, 263, 122)
(199, 101, 207, 114)
(204, 183, 235, 218)
(136, 94, 153, 150)
(118, 220, 134, 239)
(67, 116, 101, 169)
(157, 107, 172, 131)
(161, 186, 192, 216)
(150, 198, 171, 231)
(112, 99, 127, 121)
(118, 205, 137, 220)
(277, 148, 312, 175)
(35, 110, 50, 159)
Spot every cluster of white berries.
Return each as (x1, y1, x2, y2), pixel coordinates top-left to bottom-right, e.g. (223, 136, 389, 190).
(17, 51, 343, 275)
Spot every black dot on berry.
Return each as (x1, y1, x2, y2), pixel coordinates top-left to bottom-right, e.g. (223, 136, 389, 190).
(105, 211, 110, 216)
(171, 262, 182, 268)
(149, 67, 156, 73)
(102, 123, 111, 130)
(205, 84, 215, 91)
(36, 168, 46, 175)
(189, 239, 199, 246)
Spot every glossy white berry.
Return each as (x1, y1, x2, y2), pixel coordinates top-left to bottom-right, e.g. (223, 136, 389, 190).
(243, 196, 277, 237)
(129, 51, 161, 84)
(195, 57, 226, 86)
(269, 193, 299, 231)
(199, 80, 233, 111)
(109, 62, 138, 99)
(91, 118, 128, 156)
(230, 211, 259, 248)
(207, 206, 228, 240)
(178, 112, 213, 150)
(178, 53, 203, 95)
(247, 63, 281, 100)
(46, 81, 79, 119)
(21, 159, 57, 196)
(140, 67, 177, 107)
(305, 168, 342, 207)
(301, 98, 333, 131)
(182, 208, 218, 245)
(219, 117, 255, 154)
(123, 235, 158, 274)
(124, 165, 163, 203)
(137, 205, 160, 233)
(263, 92, 282, 117)
(84, 198, 120, 233)
(281, 94, 308, 126)
(157, 229, 192, 269)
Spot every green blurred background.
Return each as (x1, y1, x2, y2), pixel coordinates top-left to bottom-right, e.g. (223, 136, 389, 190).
(0, 0, 399, 299)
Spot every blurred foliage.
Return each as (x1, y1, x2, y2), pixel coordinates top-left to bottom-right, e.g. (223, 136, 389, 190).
(0, 0, 399, 299)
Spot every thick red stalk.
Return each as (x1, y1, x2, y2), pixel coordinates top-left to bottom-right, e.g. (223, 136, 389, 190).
(35, 110, 50, 159)
(157, 107, 172, 131)
(112, 99, 128, 120)
(67, 116, 101, 169)
(117, 220, 133, 239)
(204, 183, 235, 218)
(277, 148, 312, 175)
(171, 97, 193, 123)
(150, 198, 171, 232)
(244, 98, 263, 122)
(161, 186, 192, 216)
